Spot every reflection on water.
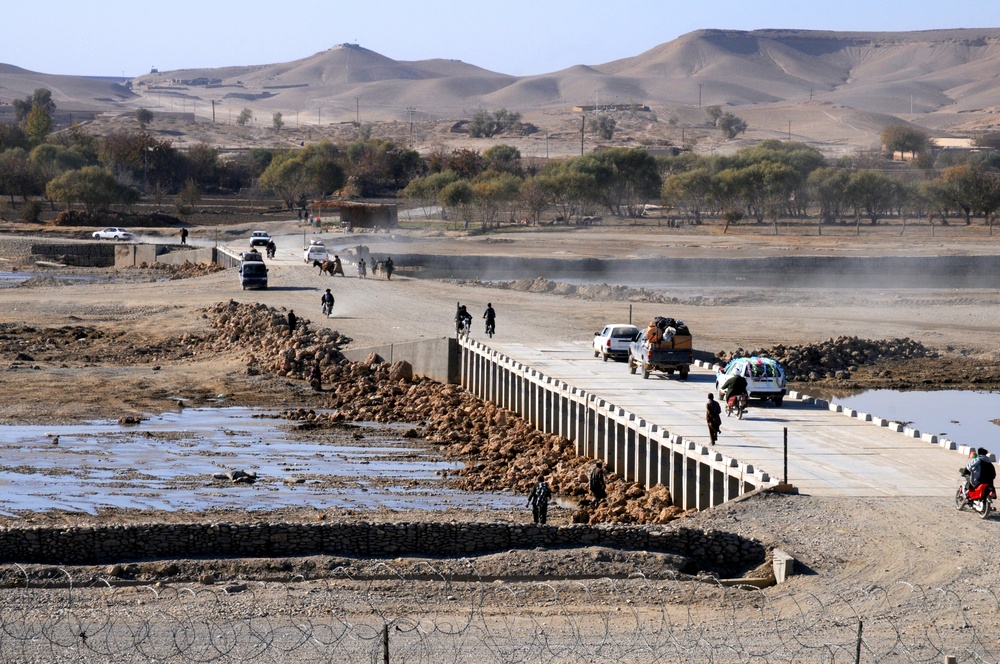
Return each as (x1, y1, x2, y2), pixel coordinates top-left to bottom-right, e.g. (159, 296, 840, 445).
(0, 407, 522, 516)
(833, 389, 1000, 450)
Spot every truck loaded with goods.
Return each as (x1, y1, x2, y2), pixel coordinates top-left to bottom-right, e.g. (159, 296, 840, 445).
(628, 317, 693, 380)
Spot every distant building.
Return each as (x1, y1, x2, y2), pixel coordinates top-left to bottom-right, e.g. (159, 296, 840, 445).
(310, 200, 398, 229)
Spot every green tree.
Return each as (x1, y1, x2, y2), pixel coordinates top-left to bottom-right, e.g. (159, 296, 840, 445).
(272, 112, 284, 131)
(0, 148, 41, 203)
(845, 170, 903, 224)
(0, 125, 31, 152)
(537, 160, 598, 221)
(13, 89, 55, 123)
(236, 108, 253, 127)
(135, 108, 154, 129)
(176, 178, 201, 215)
(402, 170, 459, 216)
(705, 106, 723, 126)
(880, 124, 930, 160)
(808, 167, 851, 225)
(579, 148, 663, 217)
(717, 112, 748, 140)
(439, 179, 474, 227)
(482, 144, 522, 174)
(24, 104, 53, 144)
(661, 168, 712, 224)
(472, 172, 521, 229)
(468, 109, 522, 138)
(45, 166, 138, 212)
(99, 130, 180, 190)
(589, 114, 616, 140)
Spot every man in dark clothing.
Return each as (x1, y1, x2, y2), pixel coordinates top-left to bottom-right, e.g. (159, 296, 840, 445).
(967, 447, 997, 491)
(527, 476, 552, 524)
(483, 302, 496, 336)
(384, 256, 394, 280)
(721, 372, 749, 403)
(287, 310, 297, 333)
(706, 393, 722, 445)
(589, 461, 606, 503)
(180, 227, 188, 245)
(321, 289, 334, 317)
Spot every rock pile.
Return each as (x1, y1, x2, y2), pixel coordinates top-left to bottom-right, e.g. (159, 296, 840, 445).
(202, 300, 351, 380)
(206, 302, 682, 525)
(718, 336, 936, 382)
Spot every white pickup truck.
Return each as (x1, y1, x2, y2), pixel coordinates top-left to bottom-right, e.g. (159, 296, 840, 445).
(593, 324, 639, 362)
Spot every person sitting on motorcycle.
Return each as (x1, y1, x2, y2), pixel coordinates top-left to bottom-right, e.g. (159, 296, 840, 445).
(720, 371, 749, 406)
(965, 447, 996, 493)
(454, 303, 472, 334)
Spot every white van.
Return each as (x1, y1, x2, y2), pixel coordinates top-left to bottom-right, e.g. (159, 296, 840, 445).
(716, 356, 787, 406)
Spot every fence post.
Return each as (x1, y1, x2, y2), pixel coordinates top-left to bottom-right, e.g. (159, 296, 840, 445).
(383, 623, 389, 664)
(855, 620, 863, 664)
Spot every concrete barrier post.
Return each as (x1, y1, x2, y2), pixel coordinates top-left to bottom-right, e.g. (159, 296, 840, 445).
(637, 427, 649, 487)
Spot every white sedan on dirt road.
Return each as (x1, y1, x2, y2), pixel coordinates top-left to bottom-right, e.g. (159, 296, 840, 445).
(92, 227, 134, 241)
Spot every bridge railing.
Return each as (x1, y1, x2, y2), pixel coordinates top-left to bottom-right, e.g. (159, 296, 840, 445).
(457, 337, 777, 510)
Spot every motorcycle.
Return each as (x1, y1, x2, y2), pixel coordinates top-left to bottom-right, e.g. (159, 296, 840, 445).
(457, 316, 472, 339)
(956, 468, 996, 519)
(725, 393, 748, 419)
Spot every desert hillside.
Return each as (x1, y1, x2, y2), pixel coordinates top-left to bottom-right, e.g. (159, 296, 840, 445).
(5, 28, 1000, 152)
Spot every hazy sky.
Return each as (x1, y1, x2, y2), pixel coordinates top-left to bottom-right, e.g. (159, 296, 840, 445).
(6, 0, 1000, 77)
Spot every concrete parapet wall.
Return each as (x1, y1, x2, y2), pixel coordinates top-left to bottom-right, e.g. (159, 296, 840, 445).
(0, 521, 764, 568)
(340, 338, 458, 384)
(458, 339, 775, 511)
(32, 243, 115, 267)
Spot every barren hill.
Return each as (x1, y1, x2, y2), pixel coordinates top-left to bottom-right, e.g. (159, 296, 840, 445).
(5, 29, 1000, 151)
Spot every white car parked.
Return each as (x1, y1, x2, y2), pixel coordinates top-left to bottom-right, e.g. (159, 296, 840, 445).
(593, 324, 640, 362)
(303, 239, 329, 263)
(715, 356, 787, 406)
(92, 227, 134, 241)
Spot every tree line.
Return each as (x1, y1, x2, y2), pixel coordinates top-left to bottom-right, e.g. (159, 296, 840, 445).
(3, 87, 1000, 232)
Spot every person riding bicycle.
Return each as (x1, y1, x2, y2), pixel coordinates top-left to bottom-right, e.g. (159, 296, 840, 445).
(321, 289, 334, 317)
(720, 371, 749, 406)
(483, 302, 496, 335)
(454, 303, 472, 335)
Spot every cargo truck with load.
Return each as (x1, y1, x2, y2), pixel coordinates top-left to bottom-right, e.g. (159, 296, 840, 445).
(627, 317, 693, 379)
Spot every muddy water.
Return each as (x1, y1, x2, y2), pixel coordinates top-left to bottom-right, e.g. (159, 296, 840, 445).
(832, 389, 1000, 451)
(0, 407, 521, 516)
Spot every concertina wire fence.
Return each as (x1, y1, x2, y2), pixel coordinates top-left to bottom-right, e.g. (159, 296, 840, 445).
(0, 562, 996, 663)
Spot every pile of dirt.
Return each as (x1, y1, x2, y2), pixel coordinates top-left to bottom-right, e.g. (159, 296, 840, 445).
(718, 336, 936, 381)
(131, 260, 225, 279)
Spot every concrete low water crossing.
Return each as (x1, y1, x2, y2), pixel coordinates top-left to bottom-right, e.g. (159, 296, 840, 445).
(0, 407, 522, 516)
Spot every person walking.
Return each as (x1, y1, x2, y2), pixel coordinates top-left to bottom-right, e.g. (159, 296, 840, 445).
(526, 475, 552, 524)
(384, 256, 394, 280)
(706, 393, 722, 445)
(589, 461, 606, 503)
(179, 227, 188, 245)
(287, 310, 297, 333)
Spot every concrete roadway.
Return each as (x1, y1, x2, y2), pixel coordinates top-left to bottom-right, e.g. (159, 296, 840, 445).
(488, 341, 962, 498)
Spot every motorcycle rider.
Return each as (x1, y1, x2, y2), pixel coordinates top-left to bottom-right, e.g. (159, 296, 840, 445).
(720, 369, 749, 407)
(483, 302, 496, 335)
(454, 303, 472, 335)
(321, 288, 334, 317)
(965, 447, 997, 494)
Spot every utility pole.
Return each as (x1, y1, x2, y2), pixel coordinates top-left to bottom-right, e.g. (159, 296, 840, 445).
(211, 99, 215, 123)
(355, 97, 360, 124)
(580, 115, 585, 155)
(788, 121, 791, 141)
(318, 107, 321, 125)
(698, 84, 703, 109)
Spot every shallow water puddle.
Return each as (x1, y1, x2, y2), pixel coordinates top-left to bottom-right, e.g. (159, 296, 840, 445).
(0, 407, 521, 515)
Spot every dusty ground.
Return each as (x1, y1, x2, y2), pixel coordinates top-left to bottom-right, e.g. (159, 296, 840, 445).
(2, 221, 1000, 659)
